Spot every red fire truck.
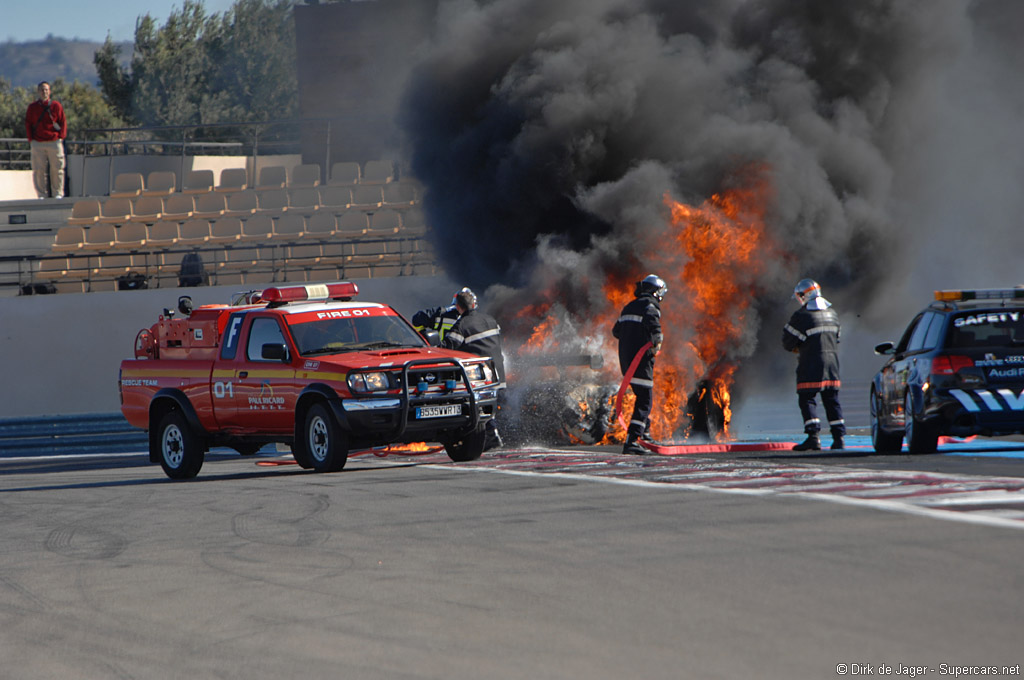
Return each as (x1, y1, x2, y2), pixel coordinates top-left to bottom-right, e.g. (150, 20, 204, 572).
(119, 282, 501, 479)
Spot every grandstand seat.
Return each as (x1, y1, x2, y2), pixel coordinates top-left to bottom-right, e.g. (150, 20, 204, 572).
(291, 164, 321, 188)
(382, 181, 418, 209)
(287, 241, 322, 264)
(336, 210, 369, 237)
(93, 253, 135, 278)
(161, 194, 195, 221)
(177, 219, 212, 246)
(305, 212, 337, 238)
(67, 199, 102, 226)
(287, 187, 320, 216)
(110, 172, 145, 198)
(224, 190, 259, 218)
(257, 188, 290, 214)
(367, 208, 401, 236)
(399, 208, 427, 236)
(52, 226, 86, 253)
(239, 214, 275, 242)
(256, 165, 288, 191)
(318, 185, 352, 213)
(182, 169, 215, 194)
(143, 171, 177, 196)
(146, 221, 180, 248)
(243, 270, 277, 285)
(361, 160, 395, 185)
(113, 223, 148, 250)
(219, 245, 259, 271)
(208, 217, 244, 245)
(350, 185, 383, 210)
(129, 195, 165, 224)
(192, 192, 228, 220)
(96, 197, 134, 225)
(329, 161, 361, 186)
(349, 240, 387, 264)
(36, 256, 69, 282)
(272, 213, 305, 242)
(82, 224, 118, 251)
(217, 167, 249, 193)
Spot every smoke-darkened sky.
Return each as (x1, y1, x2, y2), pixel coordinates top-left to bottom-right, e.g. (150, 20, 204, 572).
(399, 0, 1024, 394)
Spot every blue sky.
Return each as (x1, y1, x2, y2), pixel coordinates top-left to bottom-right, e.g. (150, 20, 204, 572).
(5, 1, 242, 43)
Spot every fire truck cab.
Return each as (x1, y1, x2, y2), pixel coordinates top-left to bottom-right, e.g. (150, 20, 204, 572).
(119, 282, 501, 479)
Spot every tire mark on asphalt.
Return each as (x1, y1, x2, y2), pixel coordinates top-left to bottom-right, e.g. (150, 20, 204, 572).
(45, 525, 128, 560)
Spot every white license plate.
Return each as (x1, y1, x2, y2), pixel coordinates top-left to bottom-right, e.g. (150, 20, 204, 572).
(416, 404, 461, 419)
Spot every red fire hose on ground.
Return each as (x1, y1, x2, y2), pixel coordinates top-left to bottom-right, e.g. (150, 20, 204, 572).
(613, 342, 796, 455)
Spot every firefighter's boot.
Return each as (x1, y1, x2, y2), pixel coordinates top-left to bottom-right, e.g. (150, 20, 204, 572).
(830, 430, 845, 450)
(793, 434, 821, 451)
(622, 433, 647, 455)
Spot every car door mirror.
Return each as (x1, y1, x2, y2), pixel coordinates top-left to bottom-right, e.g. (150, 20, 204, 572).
(874, 341, 896, 356)
(421, 329, 441, 347)
(262, 343, 290, 362)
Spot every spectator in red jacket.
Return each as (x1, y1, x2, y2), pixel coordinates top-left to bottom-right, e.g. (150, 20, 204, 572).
(24, 81, 67, 199)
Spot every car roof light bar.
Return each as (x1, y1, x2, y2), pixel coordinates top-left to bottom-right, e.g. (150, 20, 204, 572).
(934, 288, 1024, 302)
(261, 282, 360, 305)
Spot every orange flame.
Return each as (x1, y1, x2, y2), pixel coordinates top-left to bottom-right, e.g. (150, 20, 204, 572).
(515, 164, 776, 444)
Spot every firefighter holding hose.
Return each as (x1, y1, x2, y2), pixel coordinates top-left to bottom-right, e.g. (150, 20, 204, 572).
(613, 274, 667, 455)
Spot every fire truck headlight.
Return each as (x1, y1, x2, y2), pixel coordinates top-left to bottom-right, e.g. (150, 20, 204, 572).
(464, 363, 494, 383)
(348, 372, 389, 393)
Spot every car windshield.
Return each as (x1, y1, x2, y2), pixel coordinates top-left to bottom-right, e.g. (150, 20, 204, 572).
(288, 314, 427, 356)
(947, 310, 1024, 349)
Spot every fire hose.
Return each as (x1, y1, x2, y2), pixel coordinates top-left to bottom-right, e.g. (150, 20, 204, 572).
(613, 341, 653, 431)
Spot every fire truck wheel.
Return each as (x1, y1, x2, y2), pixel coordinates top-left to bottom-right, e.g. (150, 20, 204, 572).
(443, 425, 487, 462)
(304, 403, 349, 472)
(157, 410, 204, 479)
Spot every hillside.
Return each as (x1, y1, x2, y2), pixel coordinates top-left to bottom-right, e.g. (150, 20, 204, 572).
(0, 37, 131, 89)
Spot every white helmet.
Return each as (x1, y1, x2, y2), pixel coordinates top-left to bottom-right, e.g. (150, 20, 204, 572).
(635, 274, 667, 301)
(793, 278, 821, 305)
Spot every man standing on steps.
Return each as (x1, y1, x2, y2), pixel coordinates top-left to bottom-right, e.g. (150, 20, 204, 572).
(25, 81, 67, 199)
(782, 278, 845, 451)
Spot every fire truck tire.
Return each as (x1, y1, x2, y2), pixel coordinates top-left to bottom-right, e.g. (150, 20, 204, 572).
(156, 410, 204, 479)
(870, 387, 904, 454)
(304, 403, 349, 472)
(904, 392, 939, 454)
(443, 425, 487, 462)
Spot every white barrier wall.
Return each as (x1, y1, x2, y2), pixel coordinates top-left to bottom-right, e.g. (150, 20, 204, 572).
(0, 275, 456, 418)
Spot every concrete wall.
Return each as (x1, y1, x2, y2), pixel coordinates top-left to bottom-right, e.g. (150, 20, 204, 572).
(0, 274, 456, 419)
(0, 170, 35, 201)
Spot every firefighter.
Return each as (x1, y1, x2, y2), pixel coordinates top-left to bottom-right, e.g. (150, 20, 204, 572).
(411, 288, 474, 342)
(612, 274, 666, 455)
(782, 278, 845, 451)
(442, 289, 505, 447)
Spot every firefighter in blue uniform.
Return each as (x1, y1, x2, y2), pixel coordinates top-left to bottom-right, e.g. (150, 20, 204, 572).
(443, 289, 505, 447)
(613, 274, 666, 455)
(411, 288, 473, 342)
(782, 278, 845, 451)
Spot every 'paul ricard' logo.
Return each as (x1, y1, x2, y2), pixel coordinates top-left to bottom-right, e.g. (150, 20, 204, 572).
(248, 381, 285, 410)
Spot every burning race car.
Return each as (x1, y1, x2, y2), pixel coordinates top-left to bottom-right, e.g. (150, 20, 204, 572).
(870, 288, 1024, 454)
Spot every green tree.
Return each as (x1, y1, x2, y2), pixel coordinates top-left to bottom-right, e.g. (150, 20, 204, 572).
(94, 0, 297, 131)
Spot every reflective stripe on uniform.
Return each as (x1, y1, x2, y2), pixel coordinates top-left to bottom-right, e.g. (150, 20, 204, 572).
(446, 332, 464, 344)
(797, 380, 841, 390)
(630, 377, 654, 387)
(806, 325, 840, 336)
(462, 327, 501, 344)
(618, 314, 644, 323)
(784, 323, 806, 341)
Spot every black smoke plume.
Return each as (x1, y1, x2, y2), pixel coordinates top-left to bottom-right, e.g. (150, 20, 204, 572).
(400, 0, 1024, 404)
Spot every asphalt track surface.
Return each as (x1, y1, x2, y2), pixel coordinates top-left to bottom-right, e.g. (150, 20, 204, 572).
(2, 434, 1023, 679)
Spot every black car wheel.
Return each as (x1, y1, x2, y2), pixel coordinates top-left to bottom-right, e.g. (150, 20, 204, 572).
(304, 402, 349, 472)
(904, 391, 939, 454)
(156, 410, 204, 479)
(870, 387, 904, 454)
(443, 425, 487, 462)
